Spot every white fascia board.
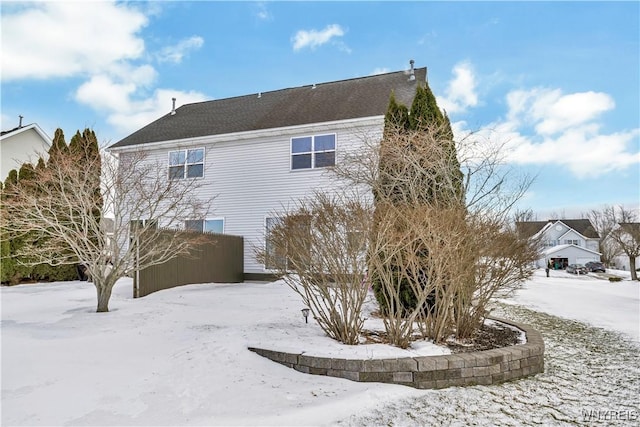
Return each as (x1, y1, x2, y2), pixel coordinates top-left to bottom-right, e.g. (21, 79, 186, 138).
(558, 228, 590, 241)
(531, 221, 553, 240)
(0, 123, 52, 145)
(107, 116, 384, 154)
(554, 220, 594, 241)
(543, 244, 601, 256)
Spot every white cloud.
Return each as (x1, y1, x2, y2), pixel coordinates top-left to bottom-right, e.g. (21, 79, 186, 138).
(454, 86, 639, 179)
(506, 88, 615, 135)
(292, 24, 346, 51)
(74, 70, 207, 135)
(505, 125, 639, 178)
(1, 2, 147, 80)
(107, 89, 208, 135)
(75, 75, 137, 114)
(157, 36, 204, 64)
(437, 62, 478, 114)
(2, 2, 209, 139)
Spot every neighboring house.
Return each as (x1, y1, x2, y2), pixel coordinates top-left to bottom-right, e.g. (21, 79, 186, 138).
(108, 63, 425, 279)
(610, 222, 640, 271)
(0, 121, 51, 181)
(517, 219, 601, 269)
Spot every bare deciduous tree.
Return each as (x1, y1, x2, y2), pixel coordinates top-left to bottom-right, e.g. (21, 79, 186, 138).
(604, 206, 640, 280)
(586, 205, 624, 266)
(1, 146, 213, 312)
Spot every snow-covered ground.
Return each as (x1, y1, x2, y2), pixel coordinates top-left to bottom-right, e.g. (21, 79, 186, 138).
(506, 268, 640, 342)
(1, 269, 638, 426)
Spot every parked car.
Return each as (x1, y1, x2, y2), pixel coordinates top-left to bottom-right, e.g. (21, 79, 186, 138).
(566, 264, 589, 275)
(585, 261, 606, 273)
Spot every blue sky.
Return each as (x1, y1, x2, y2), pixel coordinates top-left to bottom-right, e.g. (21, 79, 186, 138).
(1, 1, 638, 218)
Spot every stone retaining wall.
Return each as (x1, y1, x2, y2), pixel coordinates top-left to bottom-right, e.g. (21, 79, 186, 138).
(248, 318, 544, 389)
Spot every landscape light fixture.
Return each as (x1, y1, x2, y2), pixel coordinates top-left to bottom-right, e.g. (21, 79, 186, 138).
(301, 308, 310, 323)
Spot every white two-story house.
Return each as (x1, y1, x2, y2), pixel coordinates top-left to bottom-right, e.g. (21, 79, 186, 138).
(108, 64, 425, 279)
(517, 219, 601, 269)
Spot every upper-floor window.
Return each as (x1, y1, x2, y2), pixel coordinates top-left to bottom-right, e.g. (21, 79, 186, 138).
(565, 239, 579, 246)
(185, 218, 224, 234)
(291, 134, 336, 170)
(169, 148, 204, 179)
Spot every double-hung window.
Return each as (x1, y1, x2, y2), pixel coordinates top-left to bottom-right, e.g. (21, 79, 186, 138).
(169, 148, 204, 179)
(185, 218, 225, 234)
(291, 134, 336, 170)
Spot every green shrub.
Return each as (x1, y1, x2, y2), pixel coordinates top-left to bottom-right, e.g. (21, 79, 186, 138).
(608, 276, 623, 282)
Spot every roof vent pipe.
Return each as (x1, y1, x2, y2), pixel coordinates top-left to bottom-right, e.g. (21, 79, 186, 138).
(408, 59, 415, 81)
(171, 98, 176, 115)
(18, 115, 24, 128)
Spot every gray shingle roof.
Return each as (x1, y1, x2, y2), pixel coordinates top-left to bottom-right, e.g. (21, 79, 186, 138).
(109, 67, 427, 149)
(516, 219, 600, 239)
(516, 221, 549, 239)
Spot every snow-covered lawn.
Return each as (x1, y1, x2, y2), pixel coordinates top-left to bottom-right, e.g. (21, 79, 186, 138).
(1, 269, 638, 426)
(506, 268, 640, 342)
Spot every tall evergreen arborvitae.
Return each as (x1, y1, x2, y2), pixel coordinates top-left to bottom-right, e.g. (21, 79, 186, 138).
(1, 128, 102, 284)
(384, 91, 410, 134)
(48, 128, 69, 167)
(33, 130, 77, 281)
(1, 170, 20, 283)
(408, 85, 464, 205)
(69, 129, 103, 252)
(372, 80, 464, 313)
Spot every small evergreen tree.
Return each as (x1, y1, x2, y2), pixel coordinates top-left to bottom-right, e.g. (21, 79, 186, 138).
(69, 129, 103, 250)
(1, 170, 20, 284)
(33, 130, 78, 281)
(47, 128, 69, 167)
(372, 81, 464, 314)
(384, 91, 410, 134)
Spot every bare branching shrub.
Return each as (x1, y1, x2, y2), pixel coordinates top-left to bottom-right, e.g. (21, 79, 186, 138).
(335, 123, 537, 346)
(255, 192, 372, 345)
(1, 148, 213, 312)
(452, 215, 538, 339)
(369, 202, 472, 347)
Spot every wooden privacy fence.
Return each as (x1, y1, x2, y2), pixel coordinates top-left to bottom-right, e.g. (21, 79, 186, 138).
(134, 230, 244, 298)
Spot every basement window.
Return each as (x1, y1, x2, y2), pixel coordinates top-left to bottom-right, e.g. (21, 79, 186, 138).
(169, 148, 204, 179)
(291, 134, 335, 170)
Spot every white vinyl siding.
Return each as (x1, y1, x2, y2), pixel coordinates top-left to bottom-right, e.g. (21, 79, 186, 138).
(117, 119, 382, 273)
(0, 126, 51, 180)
